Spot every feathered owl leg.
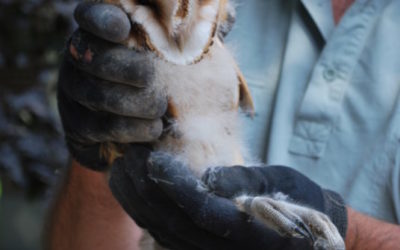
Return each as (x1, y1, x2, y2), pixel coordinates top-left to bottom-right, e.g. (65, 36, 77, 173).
(236, 195, 345, 250)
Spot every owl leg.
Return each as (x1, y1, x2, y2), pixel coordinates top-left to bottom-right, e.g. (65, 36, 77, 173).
(235, 195, 345, 250)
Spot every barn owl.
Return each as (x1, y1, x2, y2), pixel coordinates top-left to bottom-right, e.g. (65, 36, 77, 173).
(96, 0, 345, 249)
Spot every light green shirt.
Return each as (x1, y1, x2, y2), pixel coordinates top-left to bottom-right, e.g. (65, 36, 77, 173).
(227, 0, 400, 223)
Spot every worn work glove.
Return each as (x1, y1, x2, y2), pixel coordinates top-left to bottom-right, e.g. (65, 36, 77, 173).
(202, 165, 348, 238)
(57, 2, 167, 171)
(109, 145, 346, 250)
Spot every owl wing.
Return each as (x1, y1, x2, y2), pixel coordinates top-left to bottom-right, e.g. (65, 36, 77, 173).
(236, 64, 255, 116)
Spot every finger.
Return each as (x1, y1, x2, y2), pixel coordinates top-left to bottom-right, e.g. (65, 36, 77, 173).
(202, 166, 324, 208)
(59, 61, 167, 119)
(109, 145, 228, 250)
(67, 30, 155, 87)
(74, 2, 131, 43)
(58, 90, 163, 143)
(202, 166, 272, 198)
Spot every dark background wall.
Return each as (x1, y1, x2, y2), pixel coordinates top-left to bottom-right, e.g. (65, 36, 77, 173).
(0, 1, 78, 249)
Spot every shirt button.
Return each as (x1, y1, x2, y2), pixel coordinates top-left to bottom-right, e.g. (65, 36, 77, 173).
(323, 68, 336, 82)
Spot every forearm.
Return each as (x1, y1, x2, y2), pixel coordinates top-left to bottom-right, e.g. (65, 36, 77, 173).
(346, 207, 400, 250)
(46, 160, 142, 250)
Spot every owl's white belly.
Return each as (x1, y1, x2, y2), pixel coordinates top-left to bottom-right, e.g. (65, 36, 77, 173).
(153, 42, 246, 175)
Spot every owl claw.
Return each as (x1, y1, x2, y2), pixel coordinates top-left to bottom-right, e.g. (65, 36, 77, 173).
(293, 218, 315, 244)
(235, 195, 345, 250)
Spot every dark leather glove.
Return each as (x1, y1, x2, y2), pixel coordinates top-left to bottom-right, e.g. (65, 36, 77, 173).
(202, 165, 348, 239)
(109, 145, 315, 250)
(57, 2, 167, 171)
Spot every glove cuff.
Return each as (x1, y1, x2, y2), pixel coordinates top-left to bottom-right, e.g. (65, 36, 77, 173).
(322, 189, 348, 239)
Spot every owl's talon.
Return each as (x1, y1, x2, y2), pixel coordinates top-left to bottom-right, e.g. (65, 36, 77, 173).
(235, 196, 345, 250)
(293, 219, 315, 244)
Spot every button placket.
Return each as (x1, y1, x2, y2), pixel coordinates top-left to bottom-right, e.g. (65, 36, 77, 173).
(289, 0, 386, 158)
(323, 67, 336, 82)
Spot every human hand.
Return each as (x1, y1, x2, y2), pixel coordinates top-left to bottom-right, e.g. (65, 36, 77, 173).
(57, 2, 168, 171)
(109, 145, 315, 250)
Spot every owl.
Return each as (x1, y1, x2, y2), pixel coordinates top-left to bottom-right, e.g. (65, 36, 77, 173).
(97, 0, 345, 249)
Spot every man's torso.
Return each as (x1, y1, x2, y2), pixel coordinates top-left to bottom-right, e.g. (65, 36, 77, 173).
(227, 0, 400, 223)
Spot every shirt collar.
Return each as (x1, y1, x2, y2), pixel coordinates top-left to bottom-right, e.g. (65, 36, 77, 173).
(301, 0, 335, 41)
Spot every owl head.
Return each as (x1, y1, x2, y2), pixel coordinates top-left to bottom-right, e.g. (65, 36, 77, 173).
(106, 0, 235, 64)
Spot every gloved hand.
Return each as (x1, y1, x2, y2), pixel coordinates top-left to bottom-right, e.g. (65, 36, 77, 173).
(109, 145, 328, 250)
(202, 165, 348, 239)
(57, 2, 167, 171)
